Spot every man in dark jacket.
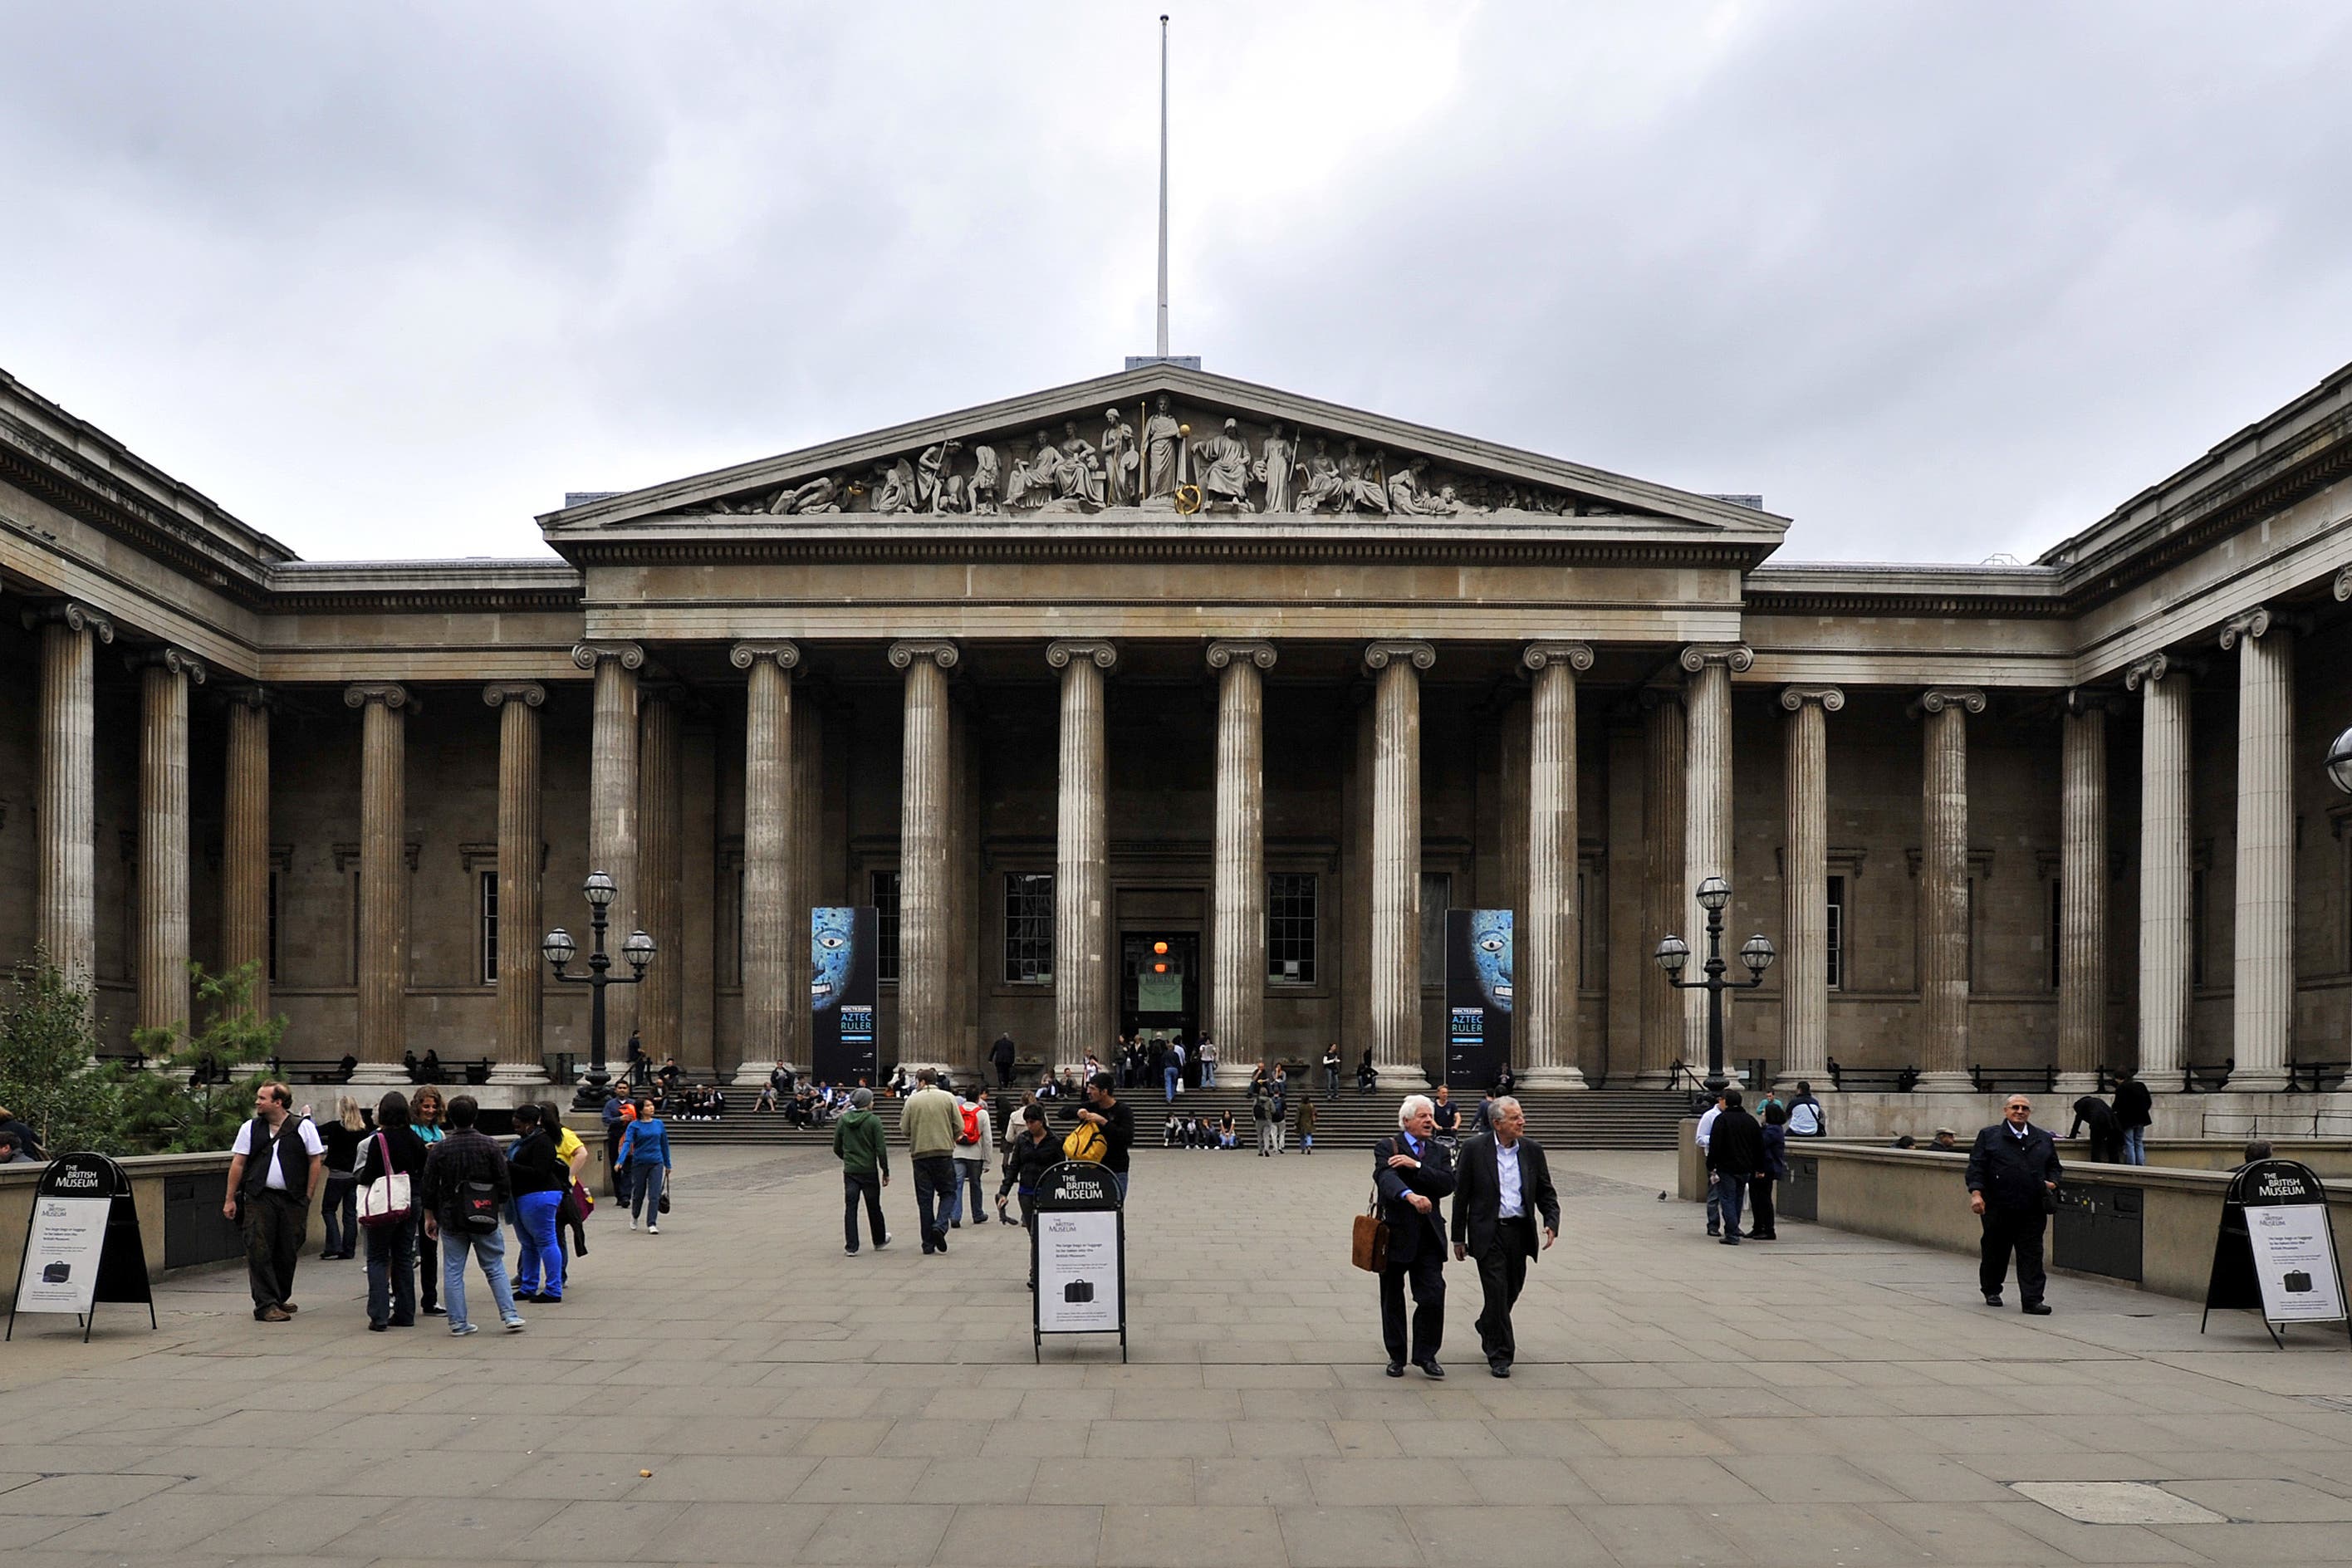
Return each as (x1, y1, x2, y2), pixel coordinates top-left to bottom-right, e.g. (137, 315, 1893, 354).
(1965, 1094, 2063, 1314)
(1703, 1090, 1766, 1245)
(990, 1031, 1018, 1088)
(420, 1095, 524, 1335)
(2067, 1095, 2124, 1164)
(1373, 1095, 1458, 1379)
(2111, 1071, 2153, 1165)
(1448, 1097, 1560, 1378)
(832, 1087, 891, 1255)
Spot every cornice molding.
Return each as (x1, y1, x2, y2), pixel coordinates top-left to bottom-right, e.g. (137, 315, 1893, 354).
(1521, 641, 1594, 673)
(1204, 639, 1276, 672)
(1777, 684, 1846, 713)
(1046, 639, 1119, 673)
(1362, 640, 1436, 674)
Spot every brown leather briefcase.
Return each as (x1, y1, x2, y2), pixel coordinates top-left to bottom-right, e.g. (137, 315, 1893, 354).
(1350, 1194, 1389, 1273)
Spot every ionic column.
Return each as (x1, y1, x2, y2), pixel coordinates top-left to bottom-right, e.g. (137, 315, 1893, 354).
(1913, 688, 1982, 1090)
(485, 684, 547, 1085)
(1521, 643, 1592, 1088)
(637, 688, 684, 1070)
(1050, 641, 1117, 1067)
(1777, 686, 1843, 1091)
(890, 640, 958, 1064)
(1366, 642, 1434, 1077)
(27, 604, 112, 993)
(791, 695, 823, 1060)
(574, 642, 644, 1056)
(345, 684, 414, 1079)
(732, 643, 800, 1081)
(132, 649, 204, 1036)
(1635, 690, 1686, 1087)
(1679, 645, 1748, 1072)
(2057, 691, 2113, 1090)
(220, 688, 272, 1018)
(2222, 609, 2298, 1092)
(1208, 641, 1275, 1066)
(2127, 654, 2192, 1083)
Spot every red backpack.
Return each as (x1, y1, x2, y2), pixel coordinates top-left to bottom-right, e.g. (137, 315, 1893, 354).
(956, 1104, 981, 1147)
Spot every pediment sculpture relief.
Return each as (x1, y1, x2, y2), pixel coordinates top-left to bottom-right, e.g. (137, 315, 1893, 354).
(693, 395, 1606, 521)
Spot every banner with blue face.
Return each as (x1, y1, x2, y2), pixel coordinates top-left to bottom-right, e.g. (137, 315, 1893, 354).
(811, 906, 880, 1086)
(1444, 909, 1513, 1090)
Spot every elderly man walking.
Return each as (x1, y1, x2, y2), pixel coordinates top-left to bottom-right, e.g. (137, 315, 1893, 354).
(1373, 1094, 1457, 1379)
(1450, 1096, 1560, 1378)
(1967, 1093, 2063, 1314)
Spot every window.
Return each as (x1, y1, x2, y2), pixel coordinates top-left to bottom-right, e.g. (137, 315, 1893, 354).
(266, 870, 281, 984)
(1267, 873, 1316, 983)
(1003, 873, 1054, 982)
(2047, 876, 2062, 991)
(1825, 875, 1845, 991)
(1419, 872, 1451, 987)
(480, 870, 499, 985)
(873, 870, 901, 982)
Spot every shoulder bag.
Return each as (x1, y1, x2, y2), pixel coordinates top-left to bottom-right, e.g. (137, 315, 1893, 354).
(1350, 1188, 1389, 1273)
(357, 1130, 413, 1228)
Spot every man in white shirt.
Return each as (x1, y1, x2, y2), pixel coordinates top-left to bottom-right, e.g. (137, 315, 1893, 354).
(1450, 1098, 1560, 1378)
(222, 1081, 326, 1324)
(1696, 1095, 1725, 1237)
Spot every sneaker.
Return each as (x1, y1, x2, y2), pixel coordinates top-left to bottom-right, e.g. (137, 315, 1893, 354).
(845, 1245, 859, 1256)
(647, 1224, 659, 1234)
(502, 1316, 527, 1331)
(422, 1305, 446, 1316)
(877, 1233, 893, 1250)
(451, 1322, 479, 1336)
(629, 1218, 638, 1231)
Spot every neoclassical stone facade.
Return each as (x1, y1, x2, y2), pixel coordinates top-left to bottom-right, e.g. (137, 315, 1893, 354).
(2, 360, 2349, 1104)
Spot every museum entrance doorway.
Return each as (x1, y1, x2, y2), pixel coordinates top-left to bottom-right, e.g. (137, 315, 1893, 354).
(1120, 931, 1199, 1047)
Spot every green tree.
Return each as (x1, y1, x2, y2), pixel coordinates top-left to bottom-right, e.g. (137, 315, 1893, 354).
(108, 963, 284, 1154)
(0, 953, 118, 1154)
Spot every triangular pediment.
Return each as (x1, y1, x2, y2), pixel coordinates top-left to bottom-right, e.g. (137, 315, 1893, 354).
(538, 365, 1787, 537)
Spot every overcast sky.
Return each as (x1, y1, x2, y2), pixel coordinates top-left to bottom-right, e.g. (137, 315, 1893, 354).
(5, 2, 2349, 565)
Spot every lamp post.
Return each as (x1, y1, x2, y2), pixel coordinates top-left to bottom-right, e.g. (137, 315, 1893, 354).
(2329, 725, 2352, 799)
(543, 870, 654, 1110)
(1654, 875, 1776, 1102)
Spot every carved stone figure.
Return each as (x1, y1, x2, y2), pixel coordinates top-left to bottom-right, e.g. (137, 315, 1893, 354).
(1295, 438, 1344, 512)
(1195, 419, 1255, 512)
(871, 457, 919, 515)
(1059, 421, 1105, 509)
(1387, 456, 1448, 516)
(769, 473, 844, 515)
(968, 445, 1001, 514)
(918, 441, 962, 513)
(1336, 441, 1391, 514)
(1101, 409, 1140, 507)
(1005, 431, 1061, 511)
(1255, 422, 1295, 514)
(1143, 395, 1182, 500)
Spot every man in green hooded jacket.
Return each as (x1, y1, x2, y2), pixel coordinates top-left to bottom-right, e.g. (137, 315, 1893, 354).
(833, 1087, 892, 1255)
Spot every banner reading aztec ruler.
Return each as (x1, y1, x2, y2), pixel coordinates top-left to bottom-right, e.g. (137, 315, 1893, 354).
(1444, 909, 1513, 1090)
(811, 906, 881, 1085)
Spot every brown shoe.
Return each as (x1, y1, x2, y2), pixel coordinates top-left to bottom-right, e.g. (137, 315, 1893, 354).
(259, 1306, 292, 1323)
(277, 1301, 299, 1314)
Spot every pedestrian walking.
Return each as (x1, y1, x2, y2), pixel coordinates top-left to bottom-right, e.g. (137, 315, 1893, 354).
(601, 1086, 634, 1205)
(617, 1100, 672, 1232)
(1703, 1090, 1765, 1244)
(355, 1090, 429, 1330)
(1076, 1073, 1135, 1202)
(832, 1087, 891, 1255)
(1296, 1093, 1317, 1154)
(222, 1081, 324, 1324)
(901, 1068, 961, 1253)
(1271, 1071, 1289, 1154)
(506, 1104, 568, 1304)
(947, 1084, 992, 1228)
(317, 1097, 366, 1260)
(1449, 1096, 1559, 1377)
(1966, 1094, 2061, 1314)
(410, 1085, 447, 1316)
(419, 1094, 525, 1334)
(542, 1102, 591, 1259)
(991, 1031, 1018, 1089)
(1749, 1101, 1788, 1240)
(1374, 1094, 1456, 1379)
(2067, 1094, 2124, 1164)
(999, 1104, 1061, 1287)
(2112, 1071, 2153, 1165)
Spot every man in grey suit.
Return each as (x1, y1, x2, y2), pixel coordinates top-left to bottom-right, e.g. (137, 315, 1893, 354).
(1449, 1096, 1561, 1378)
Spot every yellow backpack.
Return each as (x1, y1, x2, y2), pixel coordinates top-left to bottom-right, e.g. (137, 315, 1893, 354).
(1061, 1120, 1107, 1164)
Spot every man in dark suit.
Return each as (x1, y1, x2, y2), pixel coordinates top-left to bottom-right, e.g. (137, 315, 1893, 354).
(1373, 1094, 1457, 1379)
(1449, 1096, 1561, 1378)
(1965, 1093, 2063, 1314)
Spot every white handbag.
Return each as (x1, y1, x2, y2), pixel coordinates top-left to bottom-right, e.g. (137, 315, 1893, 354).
(357, 1130, 414, 1228)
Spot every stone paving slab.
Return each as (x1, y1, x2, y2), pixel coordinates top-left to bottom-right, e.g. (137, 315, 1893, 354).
(3, 1142, 2352, 1563)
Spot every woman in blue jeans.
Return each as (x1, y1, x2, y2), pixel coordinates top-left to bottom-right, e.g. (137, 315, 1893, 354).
(618, 1100, 672, 1233)
(505, 1103, 569, 1302)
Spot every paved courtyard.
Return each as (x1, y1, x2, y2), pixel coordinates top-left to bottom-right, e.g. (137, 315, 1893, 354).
(7, 1140, 2352, 1566)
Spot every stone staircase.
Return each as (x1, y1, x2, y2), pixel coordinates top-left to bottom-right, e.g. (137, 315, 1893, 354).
(664, 1085, 1690, 1151)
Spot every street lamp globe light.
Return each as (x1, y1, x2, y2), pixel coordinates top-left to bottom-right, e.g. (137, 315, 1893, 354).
(1654, 933, 1690, 975)
(2328, 725, 2352, 796)
(582, 870, 616, 909)
(1696, 875, 1732, 913)
(621, 929, 655, 973)
(1740, 933, 1777, 975)
(541, 927, 576, 973)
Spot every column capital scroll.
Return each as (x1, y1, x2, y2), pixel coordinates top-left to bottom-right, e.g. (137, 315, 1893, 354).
(569, 641, 644, 671)
(1677, 642, 1752, 674)
(126, 646, 207, 684)
(483, 681, 546, 709)
(2065, 687, 2126, 716)
(887, 639, 960, 671)
(2218, 605, 2310, 649)
(2336, 565, 2352, 602)
(1521, 641, 1594, 673)
(728, 641, 801, 673)
(1205, 639, 1276, 671)
(343, 682, 419, 713)
(1777, 684, 1845, 713)
(1362, 639, 1435, 674)
(22, 601, 115, 643)
(2124, 652, 2199, 690)
(1909, 688, 1985, 718)
(1046, 639, 1119, 672)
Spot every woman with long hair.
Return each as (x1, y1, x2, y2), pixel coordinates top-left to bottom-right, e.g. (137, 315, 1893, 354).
(540, 1101, 591, 1259)
(616, 1098, 672, 1233)
(409, 1085, 447, 1315)
(355, 1090, 429, 1329)
(317, 1096, 367, 1259)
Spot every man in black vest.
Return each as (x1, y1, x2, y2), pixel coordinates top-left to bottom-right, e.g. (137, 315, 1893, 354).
(221, 1081, 325, 1323)
(1966, 1093, 2063, 1314)
(1449, 1096, 1561, 1378)
(1373, 1094, 1458, 1379)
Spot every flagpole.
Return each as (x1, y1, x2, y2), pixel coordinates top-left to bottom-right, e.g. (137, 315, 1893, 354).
(1156, 13, 1170, 360)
